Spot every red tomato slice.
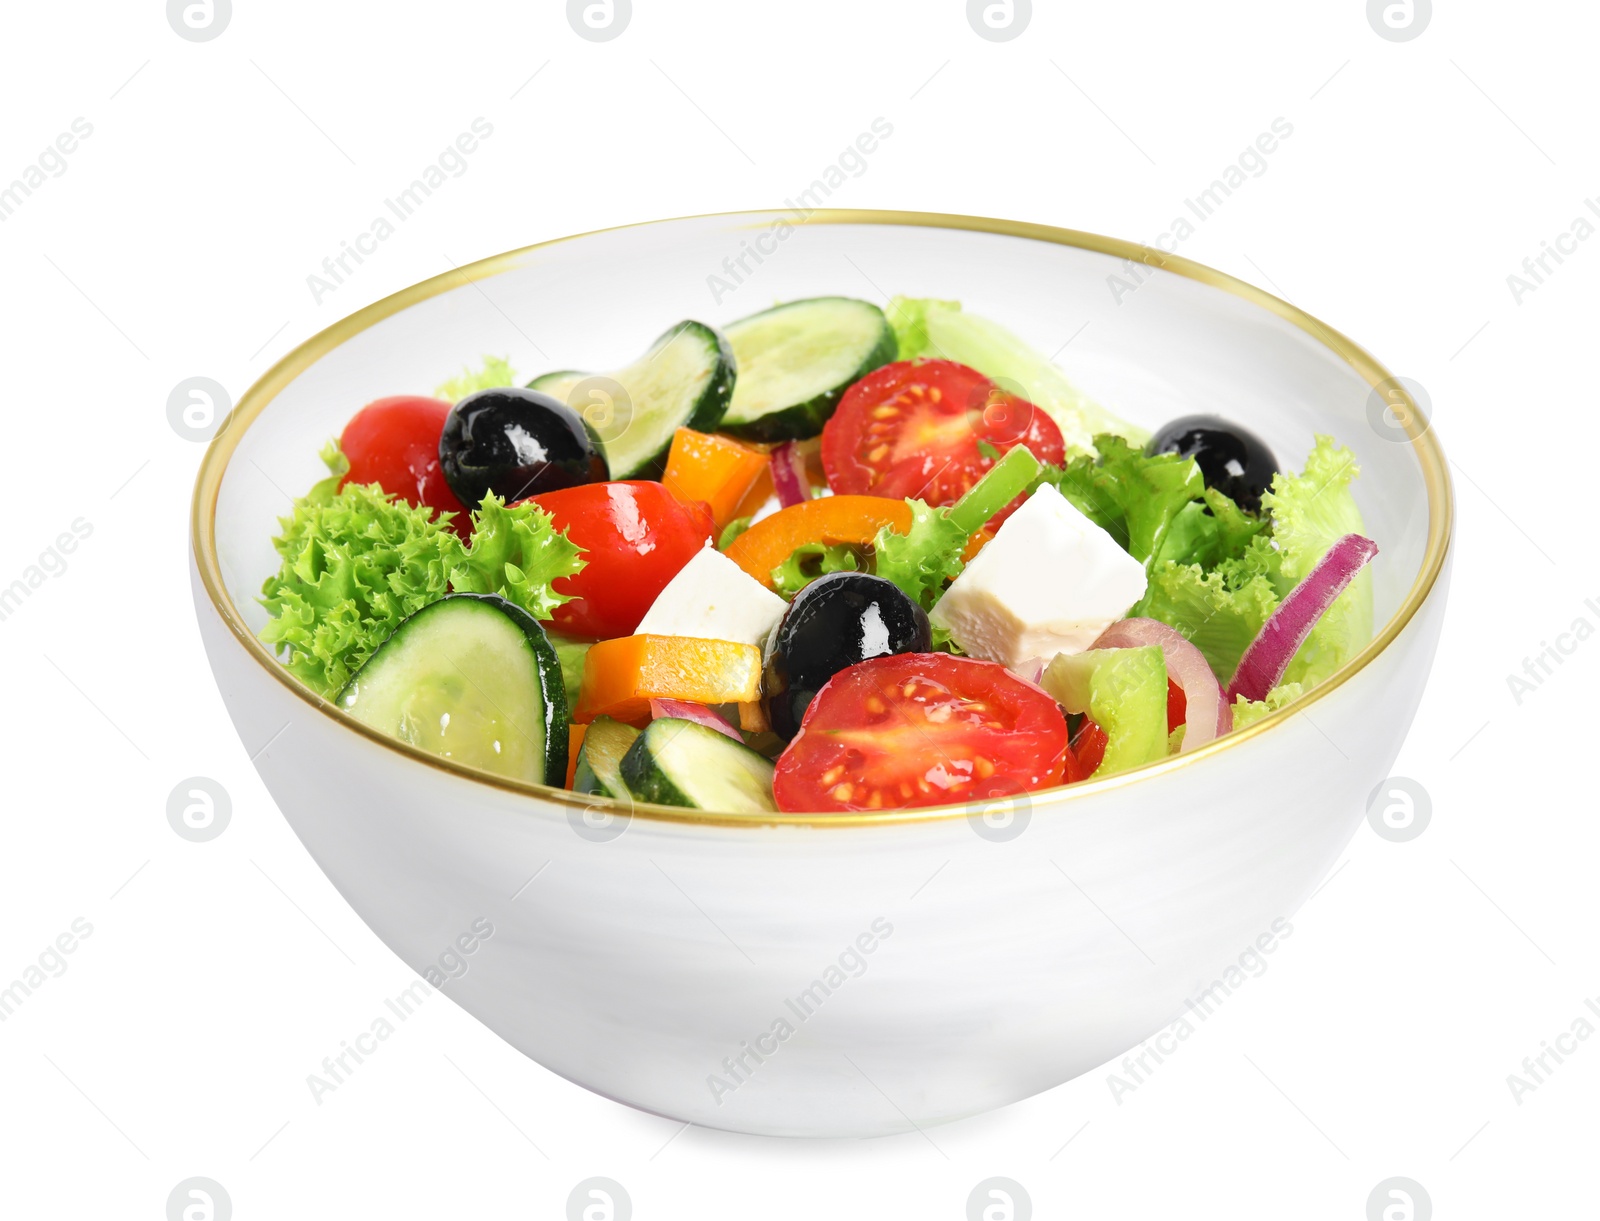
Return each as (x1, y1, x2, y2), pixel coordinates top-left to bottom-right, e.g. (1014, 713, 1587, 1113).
(821, 360, 1065, 525)
(1167, 679, 1187, 734)
(1071, 717, 1108, 777)
(525, 481, 714, 639)
(773, 653, 1069, 813)
(340, 396, 468, 531)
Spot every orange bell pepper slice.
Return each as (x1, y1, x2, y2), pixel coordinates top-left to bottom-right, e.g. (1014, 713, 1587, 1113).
(574, 635, 763, 725)
(565, 723, 587, 789)
(723, 495, 913, 588)
(961, 526, 995, 563)
(662, 428, 773, 531)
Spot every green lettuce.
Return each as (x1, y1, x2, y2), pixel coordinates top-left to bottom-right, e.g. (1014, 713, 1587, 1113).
(1035, 435, 1262, 572)
(260, 451, 463, 697)
(1135, 560, 1279, 684)
(870, 500, 968, 611)
(886, 296, 1145, 451)
(1134, 436, 1371, 689)
(1232, 682, 1305, 730)
(771, 542, 863, 598)
(448, 494, 585, 621)
(261, 458, 583, 697)
(1262, 437, 1372, 687)
(767, 447, 1043, 608)
(435, 355, 517, 402)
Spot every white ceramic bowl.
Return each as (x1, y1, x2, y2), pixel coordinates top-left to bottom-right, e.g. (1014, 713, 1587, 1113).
(191, 211, 1451, 1138)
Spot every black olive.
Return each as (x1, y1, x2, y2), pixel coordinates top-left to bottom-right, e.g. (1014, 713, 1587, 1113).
(439, 387, 608, 509)
(765, 572, 931, 740)
(1145, 414, 1278, 512)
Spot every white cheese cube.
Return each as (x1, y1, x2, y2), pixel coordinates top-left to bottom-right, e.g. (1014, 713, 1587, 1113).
(634, 543, 788, 648)
(929, 483, 1148, 670)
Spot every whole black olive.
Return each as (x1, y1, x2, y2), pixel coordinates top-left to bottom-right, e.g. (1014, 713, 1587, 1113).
(766, 572, 932, 740)
(1145, 414, 1278, 512)
(439, 387, 608, 509)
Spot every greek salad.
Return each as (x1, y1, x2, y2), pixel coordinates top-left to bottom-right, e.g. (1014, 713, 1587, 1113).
(259, 295, 1376, 815)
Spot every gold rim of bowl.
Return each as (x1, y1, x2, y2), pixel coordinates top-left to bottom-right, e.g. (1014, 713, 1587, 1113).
(190, 209, 1454, 829)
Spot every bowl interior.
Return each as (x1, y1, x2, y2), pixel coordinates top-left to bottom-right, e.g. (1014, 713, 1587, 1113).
(203, 211, 1444, 802)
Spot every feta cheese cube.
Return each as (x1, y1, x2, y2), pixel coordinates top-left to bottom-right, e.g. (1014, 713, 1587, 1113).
(928, 483, 1148, 669)
(634, 543, 788, 648)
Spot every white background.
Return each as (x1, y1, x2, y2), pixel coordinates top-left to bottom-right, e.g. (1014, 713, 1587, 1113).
(0, 1, 1593, 1217)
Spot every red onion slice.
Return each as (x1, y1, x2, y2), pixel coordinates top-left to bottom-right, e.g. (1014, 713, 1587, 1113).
(770, 441, 809, 509)
(1225, 533, 1379, 705)
(1093, 617, 1230, 750)
(649, 698, 743, 742)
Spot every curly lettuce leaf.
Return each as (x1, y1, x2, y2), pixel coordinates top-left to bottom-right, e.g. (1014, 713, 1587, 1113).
(884, 296, 958, 363)
(260, 471, 463, 697)
(448, 494, 586, 621)
(771, 542, 863, 599)
(1231, 682, 1306, 730)
(1154, 486, 1270, 572)
(886, 296, 1145, 451)
(435, 355, 517, 402)
(871, 499, 968, 611)
(261, 461, 584, 696)
(1134, 560, 1279, 685)
(1037, 435, 1251, 571)
(1261, 437, 1372, 687)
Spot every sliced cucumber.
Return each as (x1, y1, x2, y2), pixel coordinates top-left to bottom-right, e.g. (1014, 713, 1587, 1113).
(1040, 646, 1168, 777)
(572, 715, 640, 799)
(337, 593, 568, 786)
(544, 630, 592, 712)
(619, 718, 777, 813)
(527, 320, 735, 478)
(719, 297, 896, 441)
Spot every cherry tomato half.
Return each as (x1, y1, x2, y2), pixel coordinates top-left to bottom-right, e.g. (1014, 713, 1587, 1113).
(526, 481, 714, 639)
(773, 653, 1068, 813)
(340, 396, 468, 530)
(1071, 717, 1107, 778)
(1167, 679, 1187, 734)
(821, 360, 1065, 525)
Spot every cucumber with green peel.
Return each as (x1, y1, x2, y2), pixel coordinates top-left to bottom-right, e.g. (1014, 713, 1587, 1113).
(544, 630, 592, 712)
(719, 297, 897, 441)
(571, 715, 640, 799)
(619, 718, 778, 813)
(526, 320, 735, 478)
(337, 593, 569, 785)
(1040, 645, 1169, 777)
